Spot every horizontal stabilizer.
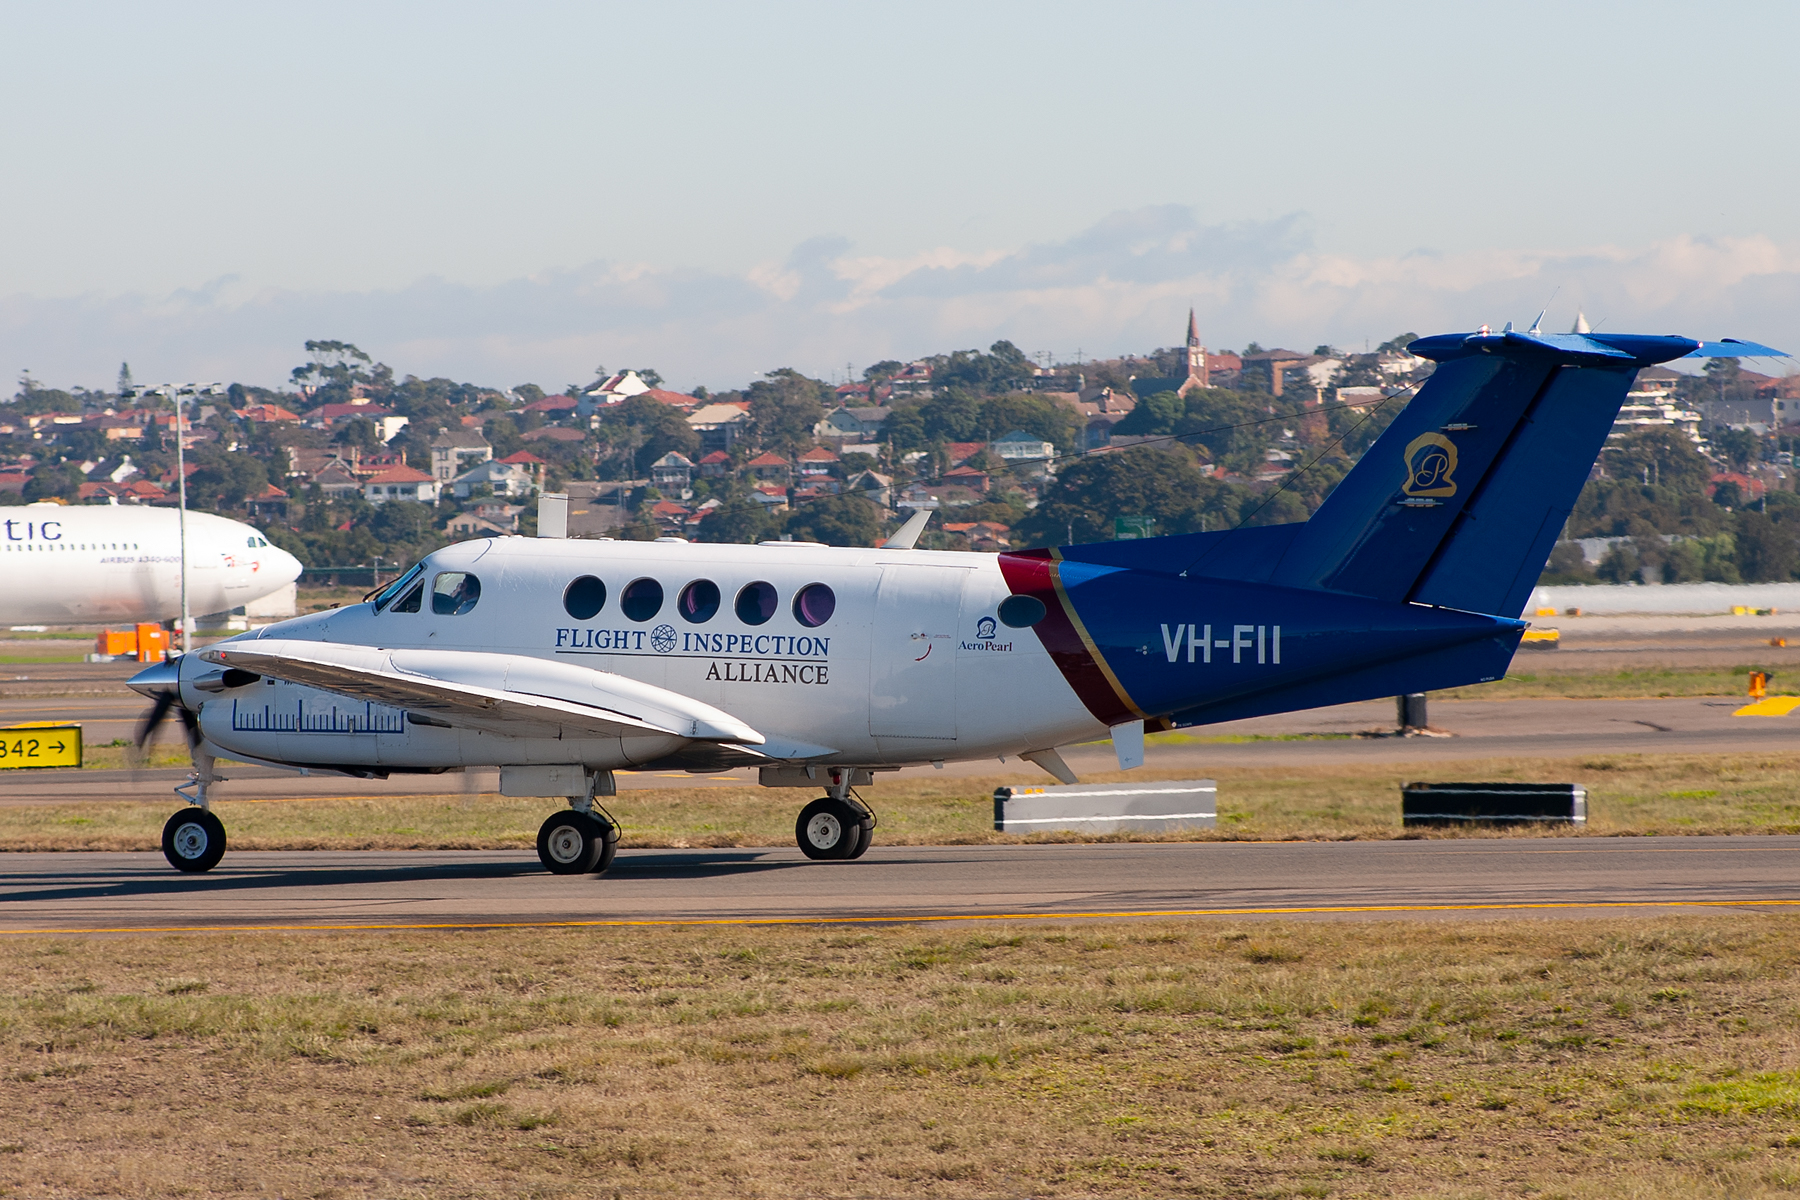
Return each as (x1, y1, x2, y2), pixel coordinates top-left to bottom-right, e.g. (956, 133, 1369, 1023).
(201, 639, 765, 746)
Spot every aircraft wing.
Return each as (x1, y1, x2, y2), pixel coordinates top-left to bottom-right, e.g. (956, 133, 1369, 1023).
(199, 638, 765, 746)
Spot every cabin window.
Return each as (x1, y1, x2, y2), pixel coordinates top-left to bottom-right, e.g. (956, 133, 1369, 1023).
(735, 580, 778, 626)
(792, 583, 835, 628)
(563, 575, 607, 620)
(678, 580, 720, 624)
(998, 594, 1047, 628)
(372, 564, 425, 612)
(620, 577, 664, 622)
(431, 572, 482, 615)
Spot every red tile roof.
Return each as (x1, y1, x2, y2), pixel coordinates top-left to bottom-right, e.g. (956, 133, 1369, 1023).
(745, 451, 789, 468)
(365, 466, 434, 484)
(498, 451, 546, 465)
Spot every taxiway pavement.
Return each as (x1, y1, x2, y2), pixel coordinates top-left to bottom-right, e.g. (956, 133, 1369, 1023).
(4, 837, 1798, 933)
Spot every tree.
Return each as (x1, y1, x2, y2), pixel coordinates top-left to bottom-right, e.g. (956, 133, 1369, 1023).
(694, 497, 776, 544)
(23, 463, 83, 502)
(591, 394, 698, 476)
(784, 494, 881, 547)
(931, 341, 1032, 395)
(747, 369, 828, 456)
(116, 362, 133, 398)
(1015, 446, 1251, 546)
(1735, 511, 1799, 582)
(1712, 427, 1760, 470)
(290, 340, 392, 402)
(189, 452, 269, 511)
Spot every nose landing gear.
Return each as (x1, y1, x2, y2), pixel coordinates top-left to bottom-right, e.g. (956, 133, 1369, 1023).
(162, 755, 227, 873)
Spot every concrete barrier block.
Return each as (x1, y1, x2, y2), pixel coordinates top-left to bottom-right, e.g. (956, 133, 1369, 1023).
(1402, 782, 1587, 826)
(993, 780, 1216, 834)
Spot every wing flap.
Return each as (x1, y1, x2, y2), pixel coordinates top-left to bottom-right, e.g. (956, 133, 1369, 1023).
(200, 639, 765, 745)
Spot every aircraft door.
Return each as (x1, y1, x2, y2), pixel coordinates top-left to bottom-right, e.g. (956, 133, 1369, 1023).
(868, 563, 968, 741)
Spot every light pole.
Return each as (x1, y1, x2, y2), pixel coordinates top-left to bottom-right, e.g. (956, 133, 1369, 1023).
(138, 383, 225, 655)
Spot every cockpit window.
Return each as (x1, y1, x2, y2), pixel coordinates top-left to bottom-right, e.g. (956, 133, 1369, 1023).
(432, 572, 481, 615)
(392, 580, 424, 612)
(371, 564, 425, 612)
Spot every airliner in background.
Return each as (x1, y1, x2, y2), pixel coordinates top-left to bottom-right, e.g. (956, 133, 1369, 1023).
(0, 502, 303, 625)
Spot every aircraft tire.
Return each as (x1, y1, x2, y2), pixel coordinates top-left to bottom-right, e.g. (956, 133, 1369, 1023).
(538, 811, 604, 875)
(847, 816, 874, 859)
(592, 816, 619, 875)
(796, 798, 861, 861)
(162, 808, 227, 873)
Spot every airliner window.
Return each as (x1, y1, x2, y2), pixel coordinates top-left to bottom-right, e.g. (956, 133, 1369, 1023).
(431, 572, 481, 615)
(792, 583, 835, 628)
(620, 577, 663, 622)
(735, 580, 778, 626)
(678, 579, 720, 624)
(564, 575, 607, 620)
(393, 580, 424, 613)
(998, 594, 1047, 628)
(372, 564, 425, 612)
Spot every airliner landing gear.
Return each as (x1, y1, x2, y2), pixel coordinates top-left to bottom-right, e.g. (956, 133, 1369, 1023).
(796, 796, 874, 861)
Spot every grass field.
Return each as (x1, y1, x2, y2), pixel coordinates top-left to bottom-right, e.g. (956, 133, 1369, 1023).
(6, 751, 1800, 853)
(5, 914, 1800, 1197)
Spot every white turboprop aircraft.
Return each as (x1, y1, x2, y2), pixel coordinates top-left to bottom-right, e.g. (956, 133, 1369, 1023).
(124, 328, 1785, 876)
(0, 503, 302, 625)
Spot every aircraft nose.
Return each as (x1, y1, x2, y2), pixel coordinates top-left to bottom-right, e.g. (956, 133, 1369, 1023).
(127, 657, 182, 699)
(271, 545, 304, 584)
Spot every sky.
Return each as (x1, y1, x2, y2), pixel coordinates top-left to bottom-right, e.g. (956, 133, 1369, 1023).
(2, 0, 1796, 393)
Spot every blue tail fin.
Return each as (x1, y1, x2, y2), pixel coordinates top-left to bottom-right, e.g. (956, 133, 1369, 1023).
(1056, 330, 1781, 618)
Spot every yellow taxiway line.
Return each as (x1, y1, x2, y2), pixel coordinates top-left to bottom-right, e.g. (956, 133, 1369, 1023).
(6, 897, 1800, 937)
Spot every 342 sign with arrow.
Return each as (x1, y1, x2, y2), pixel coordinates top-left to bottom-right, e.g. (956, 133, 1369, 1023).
(0, 722, 82, 769)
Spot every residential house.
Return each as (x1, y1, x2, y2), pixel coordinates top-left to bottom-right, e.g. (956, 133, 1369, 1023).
(939, 464, 989, 505)
(886, 361, 934, 399)
(944, 442, 986, 466)
(246, 484, 291, 521)
(312, 463, 365, 499)
(943, 521, 1011, 552)
(896, 482, 940, 510)
(580, 370, 652, 414)
(239, 402, 301, 423)
(496, 451, 547, 493)
(795, 446, 840, 490)
(518, 394, 578, 418)
(686, 402, 753, 453)
(649, 499, 693, 534)
(751, 486, 790, 513)
(1239, 349, 1310, 397)
(451, 458, 538, 500)
(304, 400, 395, 429)
(833, 382, 873, 405)
(364, 466, 440, 505)
(744, 451, 791, 486)
(446, 513, 514, 538)
(697, 450, 732, 478)
(431, 429, 493, 483)
(991, 431, 1056, 462)
(845, 469, 893, 507)
(522, 426, 586, 445)
(816, 406, 889, 442)
(91, 415, 145, 441)
(643, 388, 699, 411)
(650, 451, 694, 490)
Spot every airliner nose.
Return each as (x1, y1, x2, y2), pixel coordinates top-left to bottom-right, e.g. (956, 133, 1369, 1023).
(271, 545, 304, 585)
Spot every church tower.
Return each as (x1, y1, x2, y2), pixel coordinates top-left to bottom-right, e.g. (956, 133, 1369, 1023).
(1185, 308, 1209, 390)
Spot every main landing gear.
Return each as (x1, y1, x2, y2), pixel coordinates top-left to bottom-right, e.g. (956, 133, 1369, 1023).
(535, 770, 620, 875)
(795, 772, 875, 861)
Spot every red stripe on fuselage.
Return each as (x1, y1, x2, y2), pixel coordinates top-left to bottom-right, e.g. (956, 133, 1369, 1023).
(998, 550, 1136, 726)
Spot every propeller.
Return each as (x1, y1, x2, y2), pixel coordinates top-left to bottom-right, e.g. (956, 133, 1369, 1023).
(127, 657, 199, 760)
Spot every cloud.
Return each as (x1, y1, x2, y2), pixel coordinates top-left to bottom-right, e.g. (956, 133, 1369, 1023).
(2, 211, 1794, 394)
